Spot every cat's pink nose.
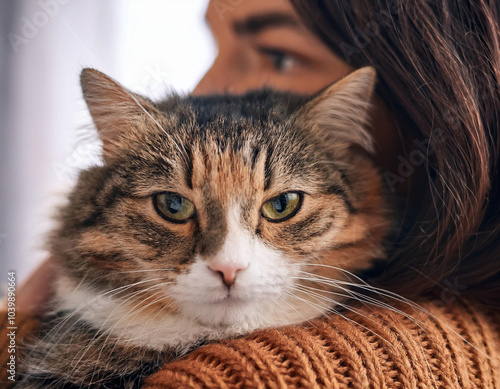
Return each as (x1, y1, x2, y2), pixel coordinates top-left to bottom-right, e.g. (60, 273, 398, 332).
(208, 263, 246, 287)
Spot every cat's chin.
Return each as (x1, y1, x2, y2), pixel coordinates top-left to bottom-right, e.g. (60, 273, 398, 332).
(178, 291, 321, 330)
(180, 297, 266, 327)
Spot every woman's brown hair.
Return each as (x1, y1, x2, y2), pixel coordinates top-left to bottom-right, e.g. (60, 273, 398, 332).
(290, 0, 500, 305)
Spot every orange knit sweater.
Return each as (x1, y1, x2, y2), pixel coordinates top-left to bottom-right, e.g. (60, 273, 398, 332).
(2, 299, 499, 388)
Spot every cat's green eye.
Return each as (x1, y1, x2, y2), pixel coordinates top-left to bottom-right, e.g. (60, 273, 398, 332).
(261, 192, 302, 222)
(153, 192, 195, 223)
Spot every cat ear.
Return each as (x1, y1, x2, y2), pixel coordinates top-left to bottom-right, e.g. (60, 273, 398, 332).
(80, 68, 156, 161)
(295, 66, 377, 154)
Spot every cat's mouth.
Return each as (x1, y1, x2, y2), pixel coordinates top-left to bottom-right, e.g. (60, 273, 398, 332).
(178, 291, 279, 327)
(210, 292, 246, 304)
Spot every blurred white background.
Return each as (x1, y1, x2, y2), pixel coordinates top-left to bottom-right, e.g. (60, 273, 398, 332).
(0, 0, 215, 289)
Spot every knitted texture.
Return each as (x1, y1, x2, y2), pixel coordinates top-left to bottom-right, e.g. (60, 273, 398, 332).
(142, 300, 500, 388)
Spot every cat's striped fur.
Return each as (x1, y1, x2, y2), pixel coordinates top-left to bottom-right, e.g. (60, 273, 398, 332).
(15, 67, 390, 388)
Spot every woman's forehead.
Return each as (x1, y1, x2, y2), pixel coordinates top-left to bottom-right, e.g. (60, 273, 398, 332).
(205, 0, 298, 27)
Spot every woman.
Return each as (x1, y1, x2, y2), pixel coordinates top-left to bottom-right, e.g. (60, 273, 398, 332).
(5, 0, 500, 386)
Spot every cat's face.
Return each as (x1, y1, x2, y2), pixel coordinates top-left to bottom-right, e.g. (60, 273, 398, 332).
(52, 68, 389, 348)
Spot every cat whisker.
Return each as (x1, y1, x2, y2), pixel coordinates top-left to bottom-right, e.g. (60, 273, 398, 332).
(294, 282, 414, 332)
(32, 279, 169, 366)
(298, 269, 428, 311)
(114, 294, 176, 358)
(299, 271, 433, 315)
(291, 281, 362, 302)
(113, 268, 176, 274)
(33, 293, 149, 378)
(297, 273, 443, 331)
(294, 274, 373, 301)
(295, 272, 490, 359)
(286, 286, 387, 343)
(94, 288, 170, 381)
(299, 264, 371, 285)
(297, 287, 437, 383)
(287, 285, 393, 345)
(69, 284, 166, 379)
(280, 291, 316, 326)
(284, 287, 334, 317)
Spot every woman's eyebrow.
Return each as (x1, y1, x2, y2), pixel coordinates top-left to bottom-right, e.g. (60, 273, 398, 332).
(233, 12, 301, 36)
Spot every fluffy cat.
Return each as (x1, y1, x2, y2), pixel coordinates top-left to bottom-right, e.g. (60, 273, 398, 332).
(16, 67, 390, 388)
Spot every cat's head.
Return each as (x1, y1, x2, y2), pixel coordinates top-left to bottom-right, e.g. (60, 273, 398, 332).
(52, 67, 389, 346)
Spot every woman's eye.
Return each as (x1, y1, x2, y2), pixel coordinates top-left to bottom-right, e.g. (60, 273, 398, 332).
(262, 192, 302, 222)
(258, 48, 298, 73)
(153, 192, 195, 223)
